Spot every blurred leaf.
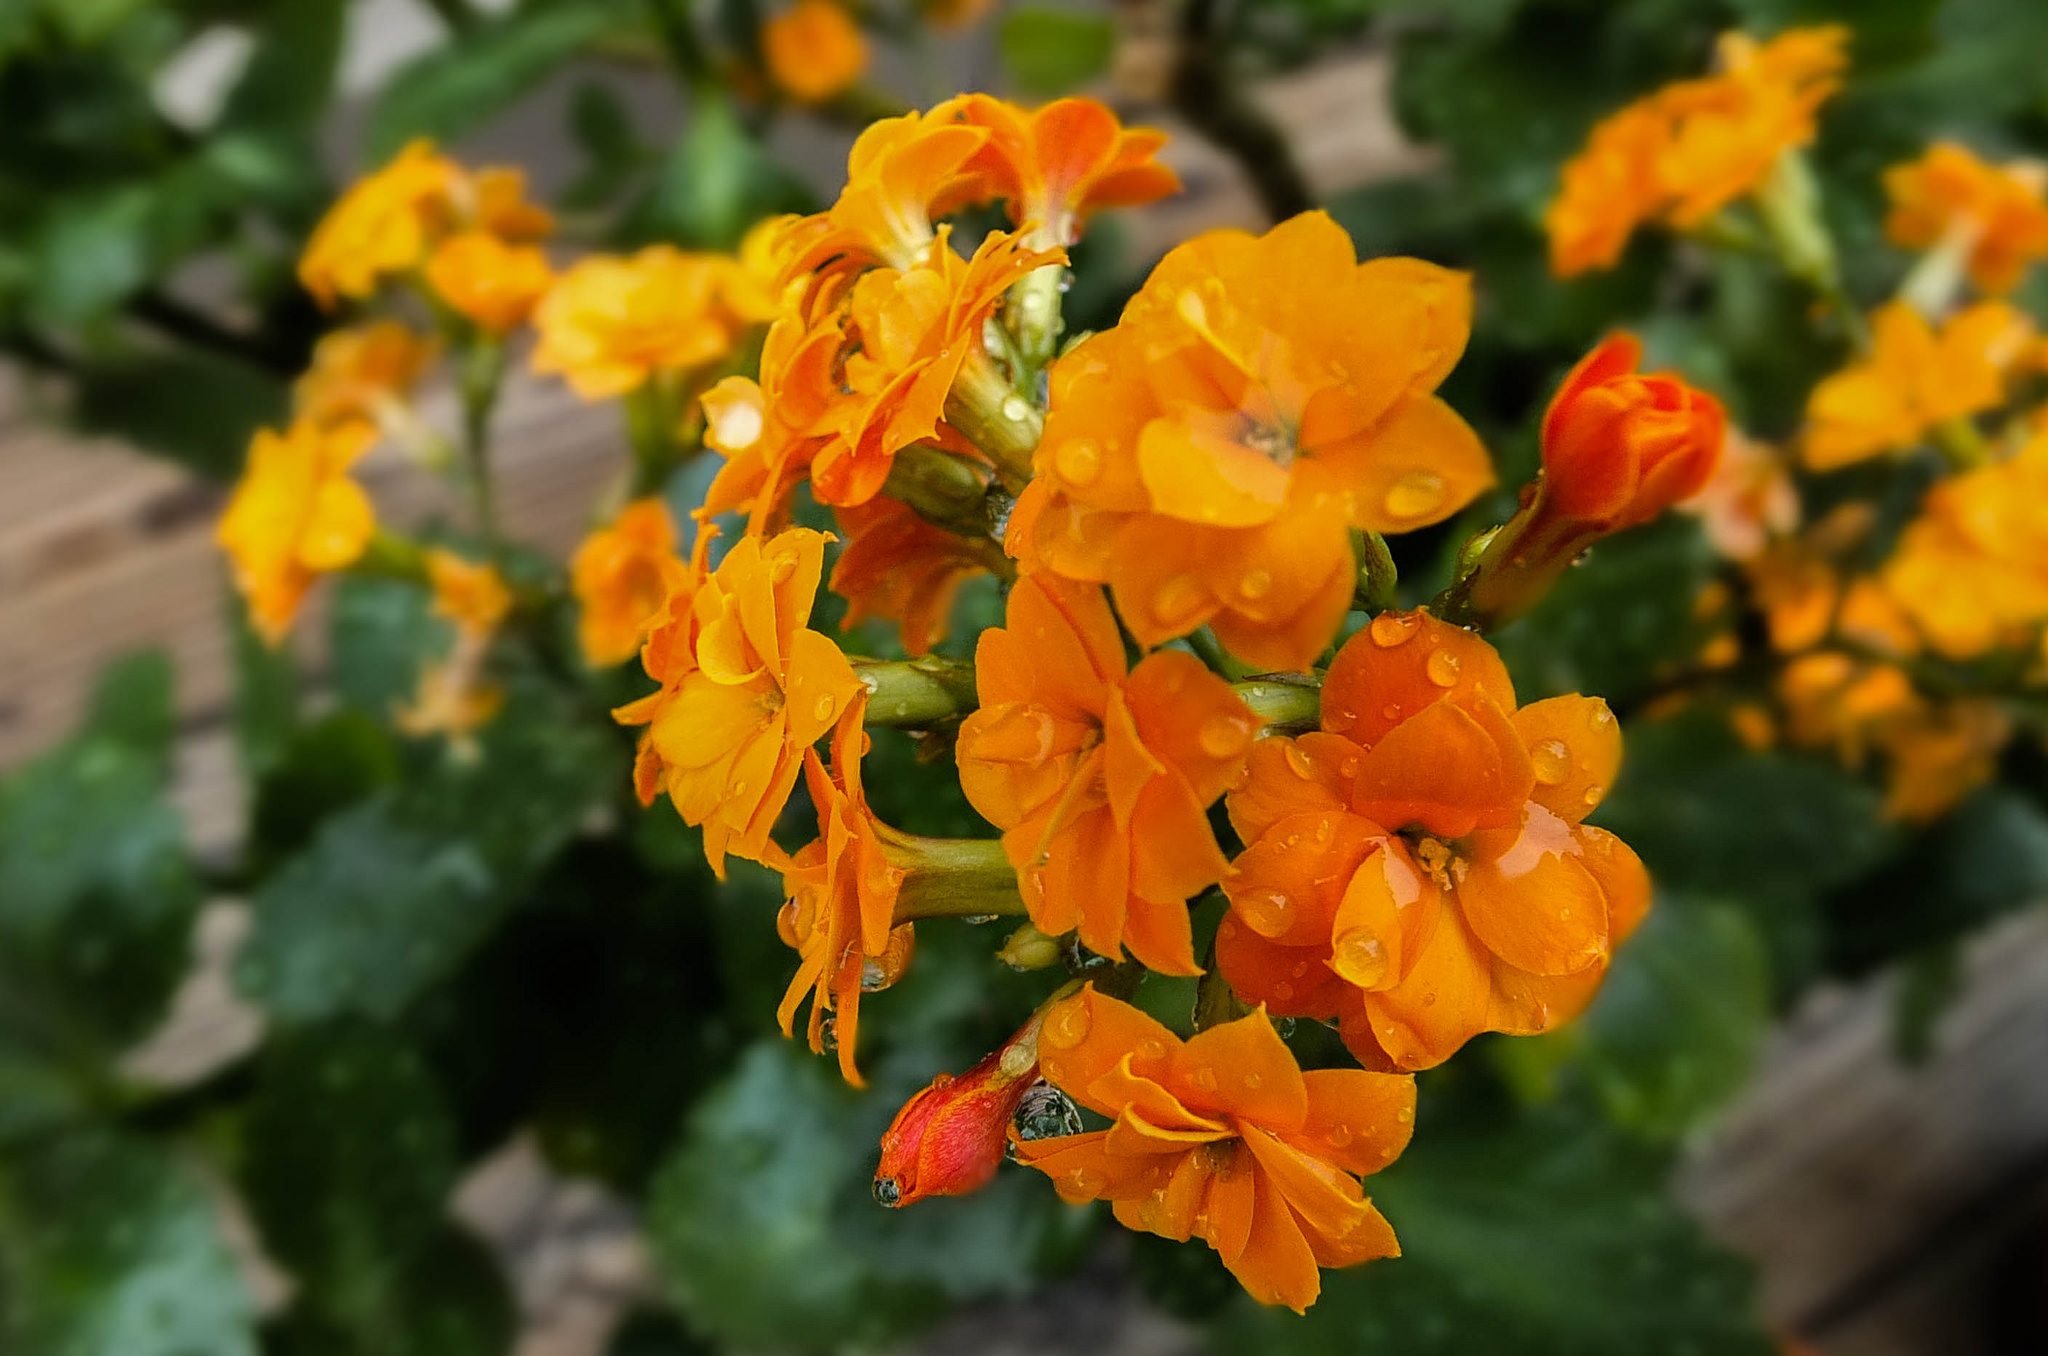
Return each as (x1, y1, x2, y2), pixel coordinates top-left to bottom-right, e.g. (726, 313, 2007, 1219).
(327, 575, 440, 716)
(28, 187, 152, 326)
(260, 1227, 511, 1356)
(246, 712, 399, 871)
(1824, 787, 2048, 976)
(997, 6, 1115, 97)
(606, 1309, 715, 1356)
(69, 348, 289, 481)
(1891, 939, 1962, 1065)
(0, 1026, 89, 1147)
(231, 598, 300, 779)
(648, 1037, 1090, 1351)
(366, 2, 637, 160)
(239, 1024, 459, 1321)
(1571, 900, 1771, 1139)
(220, 0, 349, 134)
(560, 80, 644, 212)
(1216, 1105, 1773, 1354)
(0, 655, 199, 1058)
(235, 796, 497, 1024)
(0, 1131, 257, 1356)
(627, 93, 813, 249)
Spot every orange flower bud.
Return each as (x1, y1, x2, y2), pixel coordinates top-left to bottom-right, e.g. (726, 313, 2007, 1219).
(874, 1034, 1039, 1208)
(1540, 333, 1725, 533)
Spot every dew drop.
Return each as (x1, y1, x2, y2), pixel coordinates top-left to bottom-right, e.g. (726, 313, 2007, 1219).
(1138, 1038, 1167, 1061)
(1334, 928, 1388, 986)
(1000, 394, 1031, 423)
(1425, 647, 1463, 687)
(1242, 889, 1294, 934)
(1383, 470, 1446, 519)
(1200, 713, 1254, 759)
(1043, 999, 1091, 1049)
(1066, 1166, 1105, 1194)
(1583, 783, 1606, 808)
(1395, 1106, 1413, 1124)
(1531, 738, 1570, 785)
(1421, 991, 1438, 1008)
(813, 694, 837, 722)
(1242, 1072, 1264, 1090)
(1055, 439, 1101, 485)
(1283, 743, 1317, 779)
(1273, 981, 1295, 1001)
(1368, 612, 1421, 648)
(1239, 568, 1273, 600)
(1190, 1066, 1219, 1092)
(1591, 705, 1615, 728)
(1014, 1082, 1083, 1141)
(1326, 1123, 1354, 1148)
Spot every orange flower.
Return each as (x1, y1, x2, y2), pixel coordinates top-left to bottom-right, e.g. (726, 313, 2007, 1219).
(216, 419, 379, 643)
(1879, 700, 2011, 824)
(784, 109, 991, 279)
(944, 94, 1181, 246)
(763, 0, 869, 105)
(299, 142, 552, 307)
(1018, 988, 1412, 1312)
(700, 312, 845, 530)
(426, 231, 555, 334)
(1886, 142, 2048, 295)
(423, 547, 513, 638)
(818, 226, 1060, 504)
(615, 527, 863, 874)
(1009, 211, 1490, 670)
(773, 700, 915, 1085)
(1546, 27, 1847, 276)
(830, 495, 998, 656)
(955, 575, 1252, 974)
(1803, 301, 2035, 470)
(532, 247, 772, 400)
(1682, 429, 1798, 560)
(1216, 611, 1651, 1072)
(569, 498, 690, 667)
(875, 1017, 1042, 1207)
(1880, 434, 2048, 658)
(1539, 333, 1725, 532)
(294, 321, 439, 430)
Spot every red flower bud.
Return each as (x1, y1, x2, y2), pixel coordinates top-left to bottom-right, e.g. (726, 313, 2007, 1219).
(1540, 332, 1725, 532)
(874, 1036, 1039, 1208)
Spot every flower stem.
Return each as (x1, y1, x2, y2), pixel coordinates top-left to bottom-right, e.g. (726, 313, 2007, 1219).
(945, 352, 1041, 486)
(893, 837, 1026, 924)
(857, 655, 980, 726)
(1232, 674, 1321, 732)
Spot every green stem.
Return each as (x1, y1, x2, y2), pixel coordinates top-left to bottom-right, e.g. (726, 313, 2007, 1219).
(1233, 675, 1321, 732)
(883, 443, 995, 536)
(857, 656, 980, 725)
(893, 837, 1026, 923)
(458, 338, 505, 549)
(944, 353, 1041, 486)
(644, 0, 711, 87)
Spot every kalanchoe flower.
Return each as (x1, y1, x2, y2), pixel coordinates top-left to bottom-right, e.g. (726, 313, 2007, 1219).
(216, 419, 379, 644)
(569, 498, 690, 668)
(1018, 986, 1414, 1313)
(1217, 611, 1651, 1072)
(293, 321, 440, 432)
(397, 549, 515, 745)
(942, 94, 1181, 248)
(762, 0, 870, 106)
(426, 231, 555, 335)
(874, 1010, 1045, 1207)
(615, 527, 863, 875)
(829, 495, 1001, 657)
(1880, 433, 2048, 658)
(1448, 332, 1723, 629)
(1885, 142, 2048, 296)
(532, 246, 774, 401)
(1008, 210, 1491, 670)
(956, 574, 1253, 974)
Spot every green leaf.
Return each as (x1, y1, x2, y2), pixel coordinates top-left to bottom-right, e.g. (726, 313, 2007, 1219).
(0, 1131, 257, 1356)
(1214, 1105, 1773, 1354)
(235, 796, 497, 1024)
(260, 1227, 512, 1356)
(627, 93, 813, 249)
(0, 677, 200, 1058)
(1569, 901, 1771, 1139)
(997, 6, 1115, 97)
(220, 0, 349, 134)
(27, 187, 153, 326)
(230, 597, 300, 779)
(648, 1039, 1089, 1351)
(238, 1024, 460, 1322)
(69, 349, 289, 481)
(326, 574, 440, 716)
(246, 712, 399, 871)
(365, 2, 638, 160)
(82, 649, 175, 767)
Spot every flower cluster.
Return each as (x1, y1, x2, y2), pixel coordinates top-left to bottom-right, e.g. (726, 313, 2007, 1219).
(1547, 26, 1847, 276)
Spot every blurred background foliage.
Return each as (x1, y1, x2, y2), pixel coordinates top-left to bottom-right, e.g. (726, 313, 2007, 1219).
(4, 0, 2048, 1353)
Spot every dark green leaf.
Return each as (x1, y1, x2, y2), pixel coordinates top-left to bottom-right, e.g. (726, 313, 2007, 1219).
(326, 574, 440, 716)
(1215, 1106, 1773, 1354)
(260, 1227, 511, 1356)
(69, 349, 289, 481)
(0, 1131, 257, 1356)
(82, 649, 175, 767)
(997, 6, 1115, 97)
(606, 1309, 716, 1356)
(246, 712, 399, 871)
(365, 2, 638, 160)
(239, 1024, 459, 1320)
(231, 597, 300, 779)
(220, 0, 350, 134)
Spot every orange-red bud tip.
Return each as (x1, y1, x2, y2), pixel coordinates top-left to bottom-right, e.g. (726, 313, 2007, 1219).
(874, 1042, 1038, 1208)
(1540, 332, 1726, 533)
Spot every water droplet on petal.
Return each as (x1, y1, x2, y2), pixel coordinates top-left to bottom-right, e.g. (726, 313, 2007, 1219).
(1334, 929, 1388, 986)
(1531, 738, 1570, 785)
(1583, 783, 1606, 808)
(1239, 568, 1273, 600)
(1283, 743, 1317, 779)
(1138, 1038, 1166, 1061)
(813, 694, 837, 722)
(1055, 439, 1101, 485)
(1014, 1082, 1083, 1141)
(1200, 713, 1254, 759)
(1369, 612, 1421, 647)
(1383, 470, 1447, 519)
(1242, 1072, 1264, 1090)
(1066, 1166, 1105, 1194)
(1190, 1066, 1219, 1092)
(1043, 999, 1091, 1049)
(1396, 1106, 1413, 1124)
(1326, 1123, 1354, 1148)
(1426, 648, 1462, 687)
(1240, 889, 1294, 935)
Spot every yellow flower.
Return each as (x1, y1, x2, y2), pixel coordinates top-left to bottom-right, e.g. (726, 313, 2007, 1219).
(294, 321, 439, 430)
(1881, 434, 2048, 658)
(763, 0, 869, 105)
(569, 498, 690, 667)
(397, 548, 514, 745)
(216, 420, 379, 643)
(1803, 301, 2035, 470)
(1886, 142, 2048, 295)
(426, 231, 555, 334)
(532, 247, 772, 400)
(423, 547, 513, 639)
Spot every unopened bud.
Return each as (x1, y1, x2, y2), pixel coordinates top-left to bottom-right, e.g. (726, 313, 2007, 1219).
(997, 923, 1062, 971)
(874, 1022, 1041, 1208)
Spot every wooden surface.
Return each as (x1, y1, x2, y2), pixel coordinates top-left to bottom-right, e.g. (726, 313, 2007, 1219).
(4, 46, 2046, 1356)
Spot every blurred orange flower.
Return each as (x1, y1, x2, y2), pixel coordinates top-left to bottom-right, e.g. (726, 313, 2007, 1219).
(1010, 211, 1490, 670)
(217, 419, 378, 643)
(615, 527, 863, 873)
(398, 548, 514, 744)
(945, 94, 1180, 246)
(532, 246, 772, 400)
(1019, 988, 1412, 1312)
(1881, 434, 2048, 657)
(569, 497, 689, 667)
(763, 0, 869, 105)
(1886, 142, 2048, 295)
(423, 547, 513, 638)
(956, 575, 1252, 974)
(700, 313, 845, 530)
(774, 698, 914, 1085)
(1803, 301, 2035, 470)
(1682, 430, 1799, 560)
(830, 495, 997, 655)
(1217, 611, 1650, 1071)
(1547, 26, 1848, 276)
(427, 231, 555, 334)
(294, 321, 439, 430)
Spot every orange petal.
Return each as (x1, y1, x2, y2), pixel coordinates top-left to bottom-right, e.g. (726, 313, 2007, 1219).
(1214, 914, 1348, 1019)
(1323, 393, 1492, 536)
(1137, 419, 1293, 527)
(1173, 1008, 1308, 1131)
(1224, 1162, 1323, 1313)
(1290, 1068, 1415, 1179)
(1458, 804, 1610, 977)
(1355, 907, 1493, 1071)
(1035, 987, 1179, 1116)
(1576, 824, 1651, 944)
(1225, 811, 1380, 947)
(1226, 733, 1359, 845)
(1124, 650, 1256, 805)
(1329, 840, 1437, 990)
(1122, 891, 1203, 977)
(1350, 697, 1535, 838)
(1320, 610, 1517, 749)
(1512, 694, 1622, 823)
